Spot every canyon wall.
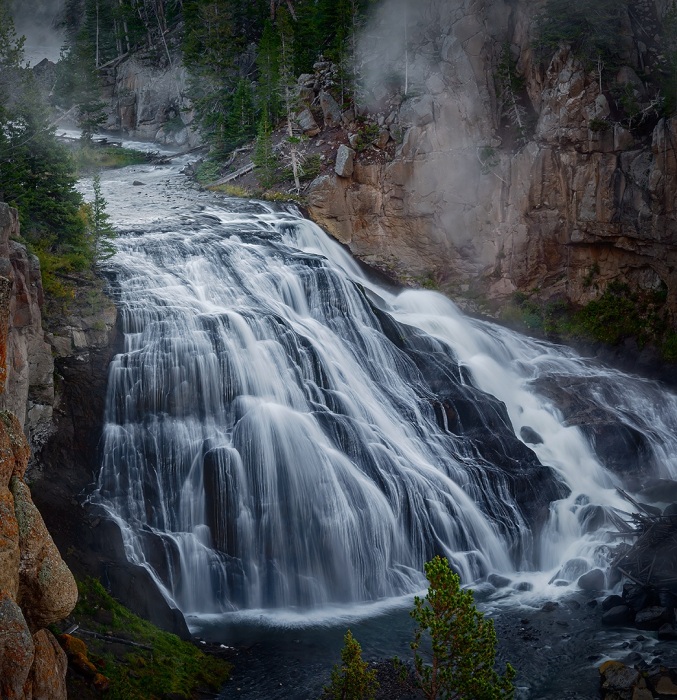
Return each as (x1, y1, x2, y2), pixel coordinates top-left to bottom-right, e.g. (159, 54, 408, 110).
(306, 0, 677, 324)
(0, 203, 78, 700)
(100, 38, 199, 149)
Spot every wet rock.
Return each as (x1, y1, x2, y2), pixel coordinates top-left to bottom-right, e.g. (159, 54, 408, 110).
(654, 675, 677, 695)
(603, 594, 625, 611)
(514, 581, 533, 592)
(541, 601, 559, 612)
(132, 180, 145, 186)
(664, 503, 677, 517)
(519, 426, 543, 445)
(578, 568, 605, 591)
(557, 557, 590, 582)
(634, 606, 673, 631)
(105, 561, 190, 640)
(335, 145, 355, 178)
(658, 623, 677, 640)
(487, 573, 511, 589)
(600, 659, 639, 694)
(602, 605, 635, 626)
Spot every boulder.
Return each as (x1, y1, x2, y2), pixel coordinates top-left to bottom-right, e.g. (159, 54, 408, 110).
(0, 595, 34, 699)
(25, 629, 67, 700)
(602, 594, 625, 611)
(634, 606, 673, 631)
(599, 660, 639, 694)
(577, 568, 605, 591)
(335, 145, 355, 179)
(658, 623, 677, 640)
(319, 91, 342, 128)
(602, 605, 635, 626)
(10, 477, 78, 630)
(487, 573, 511, 589)
(296, 107, 320, 137)
(520, 426, 543, 445)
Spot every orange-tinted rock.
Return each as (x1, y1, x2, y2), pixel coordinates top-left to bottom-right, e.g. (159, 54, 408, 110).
(0, 411, 30, 479)
(69, 650, 99, 679)
(0, 488, 20, 601)
(25, 629, 68, 700)
(93, 673, 111, 692)
(10, 477, 78, 630)
(57, 633, 88, 657)
(0, 594, 34, 699)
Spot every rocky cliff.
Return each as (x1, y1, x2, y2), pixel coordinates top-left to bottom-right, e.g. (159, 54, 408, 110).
(0, 203, 78, 700)
(305, 0, 677, 339)
(100, 31, 199, 149)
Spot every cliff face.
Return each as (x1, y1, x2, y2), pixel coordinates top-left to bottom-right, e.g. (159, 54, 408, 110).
(306, 0, 677, 324)
(100, 41, 199, 148)
(0, 203, 78, 700)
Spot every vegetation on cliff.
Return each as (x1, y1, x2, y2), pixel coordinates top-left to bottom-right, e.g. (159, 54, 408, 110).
(61, 577, 231, 700)
(0, 0, 121, 306)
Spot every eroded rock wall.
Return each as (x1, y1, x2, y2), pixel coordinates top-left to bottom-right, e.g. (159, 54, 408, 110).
(101, 46, 199, 148)
(0, 203, 78, 700)
(306, 0, 677, 321)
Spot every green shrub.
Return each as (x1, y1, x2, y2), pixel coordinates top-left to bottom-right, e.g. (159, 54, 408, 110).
(323, 630, 379, 700)
(410, 557, 515, 700)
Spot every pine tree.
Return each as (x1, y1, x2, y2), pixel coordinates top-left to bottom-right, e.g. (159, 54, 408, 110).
(252, 112, 278, 188)
(410, 557, 515, 700)
(0, 0, 85, 245)
(90, 173, 116, 260)
(277, 6, 301, 192)
(256, 19, 282, 121)
(323, 630, 379, 700)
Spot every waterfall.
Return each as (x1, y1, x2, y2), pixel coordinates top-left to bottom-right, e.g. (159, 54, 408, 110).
(92, 197, 677, 619)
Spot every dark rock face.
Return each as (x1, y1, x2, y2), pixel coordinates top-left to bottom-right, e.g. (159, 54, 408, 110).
(370, 305, 569, 566)
(530, 376, 655, 484)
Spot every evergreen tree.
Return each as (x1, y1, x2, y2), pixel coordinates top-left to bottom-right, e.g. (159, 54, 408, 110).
(535, 0, 630, 70)
(252, 112, 278, 188)
(0, 0, 85, 245)
(410, 557, 515, 700)
(256, 19, 282, 121)
(323, 630, 379, 700)
(277, 6, 301, 192)
(89, 173, 116, 260)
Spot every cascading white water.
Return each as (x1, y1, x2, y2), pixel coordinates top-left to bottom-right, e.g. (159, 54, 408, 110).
(91, 165, 677, 621)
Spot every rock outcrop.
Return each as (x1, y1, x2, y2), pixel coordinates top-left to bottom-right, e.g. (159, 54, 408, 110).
(0, 206, 54, 455)
(306, 0, 677, 328)
(101, 40, 199, 148)
(0, 203, 77, 700)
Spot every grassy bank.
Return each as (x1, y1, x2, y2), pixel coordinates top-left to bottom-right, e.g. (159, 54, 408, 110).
(72, 143, 151, 173)
(59, 578, 231, 700)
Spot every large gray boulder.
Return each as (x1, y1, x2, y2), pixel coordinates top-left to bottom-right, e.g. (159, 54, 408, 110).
(335, 145, 355, 178)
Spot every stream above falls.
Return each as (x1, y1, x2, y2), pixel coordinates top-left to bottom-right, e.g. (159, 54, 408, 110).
(79, 146, 677, 698)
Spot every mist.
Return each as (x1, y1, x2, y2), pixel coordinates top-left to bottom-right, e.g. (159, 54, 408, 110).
(10, 0, 65, 64)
